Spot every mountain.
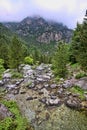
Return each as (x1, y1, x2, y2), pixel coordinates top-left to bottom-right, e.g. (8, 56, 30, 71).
(0, 23, 13, 37)
(4, 16, 73, 44)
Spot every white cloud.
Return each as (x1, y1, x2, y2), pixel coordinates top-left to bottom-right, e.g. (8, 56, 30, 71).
(0, 0, 87, 28)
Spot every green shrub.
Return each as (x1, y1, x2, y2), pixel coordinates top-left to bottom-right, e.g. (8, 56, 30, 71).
(24, 56, 33, 65)
(0, 59, 5, 79)
(0, 100, 33, 130)
(70, 85, 87, 100)
(75, 73, 87, 79)
(11, 72, 23, 79)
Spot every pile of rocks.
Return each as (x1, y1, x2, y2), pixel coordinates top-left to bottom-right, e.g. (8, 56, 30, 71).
(0, 63, 87, 110)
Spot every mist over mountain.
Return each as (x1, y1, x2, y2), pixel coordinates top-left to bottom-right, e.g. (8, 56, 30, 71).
(3, 16, 73, 45)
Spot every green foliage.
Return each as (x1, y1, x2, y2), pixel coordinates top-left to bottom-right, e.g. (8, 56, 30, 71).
(0, 100, 33, 130)
(71, 21, 87, 71)
(0, 59, 5, 79)
(52, 41, 69, 78)
(0, 37, 9, 68)
(70, 86, 87, 100)
(0, 59, 4, 65)
(8, 36, 25, 71)
(11, 71, 23, 79)
(75, 72, 87, 79)
(24, 56, 33, 65)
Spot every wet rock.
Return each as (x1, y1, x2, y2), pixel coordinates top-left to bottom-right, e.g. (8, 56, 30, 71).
(39, 97, 46, 104)
(36, 84, 43, 90)
(65, 97, 81, 109)
(29, 82, 35, 89)
(27, 70, 34, 76)
(0, 103, 13, 120)
(23, 64, 31, 70)
(26, 96, 33, 100)
(15, 79, 24, 85)
(62, 80, 72, 88)
(22, 65, 34, 78)
(13, 89, 19, 95)
(84, 94, 87, 100)
(50, 95, 57, 99)
(6, 84, 16, 90)
(50, 84, 57, 89)
(81, 101, 87, 109)
(0, 80, 4, 86)
(44, 84, 49, 88)
(72, 93, 79, 97)
(37, 77, 44, 82)
(38, 91, 44, 95)
(60, 78, 64, 82)
(57, 88, 64, 95)
(45, 112, 50, 120)
(41, 88, 49, 97)
(3, 72, 11, 79)
(20, 90, 26, 94)
(75, 77, 87, 90)
(46, 98, 61, 106)
(42, 75, 50, 80)
(36, 64, 45, 71)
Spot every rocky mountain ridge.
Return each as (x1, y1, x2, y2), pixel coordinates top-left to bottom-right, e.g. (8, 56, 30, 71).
(4, 16, 73, 44)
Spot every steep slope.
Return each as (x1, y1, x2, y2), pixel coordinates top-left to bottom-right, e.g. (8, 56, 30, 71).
(0, 23, 13, 37)
(4, 16, 73, 44)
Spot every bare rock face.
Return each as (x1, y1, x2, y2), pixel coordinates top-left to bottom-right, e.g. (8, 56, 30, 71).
(4, 16, 72, 44)
(0, 103, 13, 120)
(37, 32, 62, 43)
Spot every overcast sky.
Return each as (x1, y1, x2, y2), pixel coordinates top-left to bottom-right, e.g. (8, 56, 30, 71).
(0, 0, 87, 28)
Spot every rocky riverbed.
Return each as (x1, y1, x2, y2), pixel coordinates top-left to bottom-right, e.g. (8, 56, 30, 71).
(0, 63, 87, 130)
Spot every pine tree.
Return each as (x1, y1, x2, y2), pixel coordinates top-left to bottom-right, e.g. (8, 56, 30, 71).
(0, 38, 9, 68)
(9, 36, 25, 71)
(52, 41, 68, 78)
(71, 18, 87, 71)
(78, 21, 87, 70)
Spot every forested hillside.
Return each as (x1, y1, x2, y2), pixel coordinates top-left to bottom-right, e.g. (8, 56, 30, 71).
(3, 16, 73, 53)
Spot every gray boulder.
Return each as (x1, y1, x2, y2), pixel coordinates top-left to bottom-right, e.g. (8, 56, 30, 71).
(46, 98, 61, 106)
(50, 84, 57, 89)
(0, 80, 4, 86)
(65, 97, 81, 109)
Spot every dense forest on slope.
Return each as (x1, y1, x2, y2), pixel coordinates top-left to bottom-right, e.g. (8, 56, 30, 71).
(0, 14, 87, 75)
(3, 16, 73, 53)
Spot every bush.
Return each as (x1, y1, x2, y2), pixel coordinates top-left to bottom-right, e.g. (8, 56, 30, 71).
(11, 71, 23, 79)
(24, 56, 33, 65)
(0, 59, 5, 79)
(70, 85, 87, 100)
(75, 72, 87, 79)
(0, 100, 33, 130)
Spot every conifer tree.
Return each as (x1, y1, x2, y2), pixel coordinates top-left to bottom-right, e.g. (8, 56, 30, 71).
(52, 41, 68, 78)
(71, 16, 87, 71)
(9, 36, 25, 71)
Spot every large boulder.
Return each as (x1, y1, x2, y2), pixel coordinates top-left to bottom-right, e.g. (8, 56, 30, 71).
(62, 80, 73, 88)
(65, 97, 81, 109)
(75, 77, 87, 90)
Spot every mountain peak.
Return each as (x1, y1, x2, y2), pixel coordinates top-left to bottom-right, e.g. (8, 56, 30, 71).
(3, 16, 73, 44)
